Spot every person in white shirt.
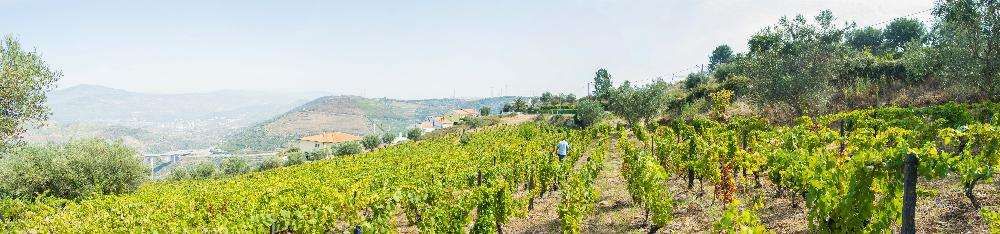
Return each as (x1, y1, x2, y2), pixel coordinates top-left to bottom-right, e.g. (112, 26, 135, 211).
(556, 139, 569, 161)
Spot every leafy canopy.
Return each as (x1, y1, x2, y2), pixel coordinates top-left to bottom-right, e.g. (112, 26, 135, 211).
(0, 35, 61, 151)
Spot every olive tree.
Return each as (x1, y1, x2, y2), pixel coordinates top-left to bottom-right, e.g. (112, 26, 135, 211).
(479, 106, 491, 116)
(220, 157, 249, 175)
(934, 0, 1000, 98)
(574, 100, 604, 127)
(846, 26, 884, 52)
(0, 139, 147, 199)
(381, 132, 396, 145)
(742, 11, 847, 116)
(606, 80, 669, 127)
(361, 134, 380, 151)
(406, 128, 423, 140)
(1, 35, 61, 151)
(882, 18, 926, 53)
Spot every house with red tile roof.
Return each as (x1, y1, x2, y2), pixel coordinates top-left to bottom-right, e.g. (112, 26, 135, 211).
(297, 131, 362, 152)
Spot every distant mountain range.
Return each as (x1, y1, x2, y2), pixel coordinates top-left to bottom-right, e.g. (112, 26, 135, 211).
(26, 85, 323, 153)
(26, 84, 521, 154)
(45, 84, 324, 126)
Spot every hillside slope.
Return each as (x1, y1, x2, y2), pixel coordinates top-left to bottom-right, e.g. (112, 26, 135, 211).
(217, 95, 518, 152)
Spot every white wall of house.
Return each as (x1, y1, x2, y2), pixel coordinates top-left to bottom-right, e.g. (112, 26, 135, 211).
(298, 140, 328, 152)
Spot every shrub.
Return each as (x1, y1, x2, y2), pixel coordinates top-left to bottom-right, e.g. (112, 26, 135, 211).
(406, 128, 423, 140)
(480, 106, 491, 116)
(0, 139, 148, 199)
(283, 151, 306, 166)
(189, 162, 216, 179)
(167, 167, 191, 181)
(305, 151, 327, 161)
(462, 117, 489, 128)
(335, 141, 363, 156)
(381, 132, 396, 145)
(459, 133, 471, 145)
(574, 100, 605, 128)
(257, 157, 282, 171)
(220, 157, 249, 175)
(361, 134, 380, 151)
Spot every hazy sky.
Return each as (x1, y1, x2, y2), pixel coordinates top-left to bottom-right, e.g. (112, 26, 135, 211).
(3, 0, 936, 99)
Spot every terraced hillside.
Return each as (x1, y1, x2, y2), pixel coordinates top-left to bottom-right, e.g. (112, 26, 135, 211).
(216, 95, 518, 153)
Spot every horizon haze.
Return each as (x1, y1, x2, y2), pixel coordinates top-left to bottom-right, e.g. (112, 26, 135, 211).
(3, 0, 934, 99)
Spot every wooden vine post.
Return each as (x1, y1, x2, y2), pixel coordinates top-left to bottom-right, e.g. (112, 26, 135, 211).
(901, 153, 918, 234)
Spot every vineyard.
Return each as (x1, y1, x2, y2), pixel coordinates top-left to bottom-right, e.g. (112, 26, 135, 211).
(1, 103, 999, 232)
(0, 122, 614, 232)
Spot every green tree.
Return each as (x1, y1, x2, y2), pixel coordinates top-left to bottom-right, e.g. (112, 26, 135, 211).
(708, 45, 734, 70)
(479, 106, 491, 116)
(381, 132, 396, 145)
(846, 26, 884, 52)
(220, 157, 249, 175)
(683, 73, 708, 90)
(190, 163, 217, 179)
(361, 134, 380, 151)
(1, 35, 61, 151)
(167, 167, 191, 181)
(512, 98, 528, 112)
(743, 11, 847, 116)
(283, 151, 305, 166)
(257, 157, 282, 171)
(305, 150, 327, 161)
(882, 18, 926, 53)
(934, 0, 1000, 98)
(607, 80, 668, 126)
(592, 68, 613, 103)
(748, 31, 781, 56)
(335, 141, 363, 156)
(406, 128, 423, 140)
(540, 92, 554, 104)
(574, 100, 604, 127)
(0, 139, 147, 199)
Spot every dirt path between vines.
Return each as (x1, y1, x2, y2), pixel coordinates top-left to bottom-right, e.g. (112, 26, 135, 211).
(581, 137, 646, 233)
(503, 140, 595, 233)
(580, 137, 807, 233)
(405, 134, 998, 233)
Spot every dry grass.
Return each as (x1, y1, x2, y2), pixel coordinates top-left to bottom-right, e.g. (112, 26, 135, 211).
(499, 114, 539, 125)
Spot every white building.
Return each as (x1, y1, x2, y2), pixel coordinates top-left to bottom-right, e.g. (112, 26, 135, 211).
(297, 132, 362, 152)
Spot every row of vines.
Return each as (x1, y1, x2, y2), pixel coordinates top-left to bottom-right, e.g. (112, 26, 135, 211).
(1, 102, 996, 232)
(0, 122, 615, 233)
(627, 102, 1000, 232)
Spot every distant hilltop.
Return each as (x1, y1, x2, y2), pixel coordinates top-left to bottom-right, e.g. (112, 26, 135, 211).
(29, 84, 522, 154)
(28, 84, 322, 154)
(216, 95, 520, 153)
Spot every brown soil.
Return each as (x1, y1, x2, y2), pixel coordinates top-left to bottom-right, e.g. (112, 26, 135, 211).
(504, 139, 594, 233)
(396, 137, 998, 233)
(582, 138, 645, 233)
(499, 114, 539, 125)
